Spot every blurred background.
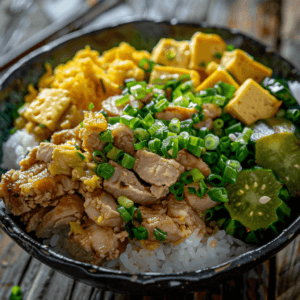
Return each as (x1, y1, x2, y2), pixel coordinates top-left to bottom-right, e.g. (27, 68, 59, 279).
(0, 0, 300, 299)
(0, 0, 299, 74)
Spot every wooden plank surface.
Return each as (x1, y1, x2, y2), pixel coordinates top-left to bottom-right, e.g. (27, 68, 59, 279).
(1, 0, 300, 299)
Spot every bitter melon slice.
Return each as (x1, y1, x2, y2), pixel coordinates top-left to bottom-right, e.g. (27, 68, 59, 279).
(255, 132, 300, 196)
(225, 169, 284, 231)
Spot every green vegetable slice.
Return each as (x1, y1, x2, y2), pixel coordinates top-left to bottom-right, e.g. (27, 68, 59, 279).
(225, 169, 284, 231)
(255, 132, 300, 196)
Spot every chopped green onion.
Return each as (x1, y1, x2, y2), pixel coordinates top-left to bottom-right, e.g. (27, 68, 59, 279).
(123, 104, 138, 116)
(188, 187, 197, 195)
(226, 159, 241, 170)
(120, 115, 141, 129)
(44, 139, 49, 143)
(125, 78, 136, 87)
(187, 136, 203, 157)
(75, 145, 79, 150)
(134, 140, 148, 150)
(10, 285, 22, 300)
(125, 223, 134, 239)
(117, 196, 134, 209)
(197, 180, 208, 198)
(202, 151, 218, 165)
(132, 226, 148, 240)
(97, 163, 115, 180)
(226, 44, 235, 51)
(117, 205, 133, 222)
(154, 99, 169, 112)
(148, 120, 165, 136)
(230, 141, 240, 153)
(93, 150, 107, 164)
(223, 165, 238, 184)
(171, 138, 179, 158)
(212, 95, 226, 107)
(173, 95, 189, 107)
(80, 121, 83, 128)
(166, 49, 176, 60)
(204, 208, 214, 222)
(236, 127, 254, 144)
(121, 153, 136, 169)
(180, 119, 193, 133)
(102, 144, 113, 155)
(236, 144, 249, 162)
(210, 165, 222, 175)
(286, 109, 300, 122)
(99, 129, 114, 143)
(192, 113, 200, 124)
(189, 168, 205, 182)
(116, 94, 130, 107)
(208, 187, 229, 202)
(206, 174, 224, 187)
(131, 84, 147, 100)
(217, 154, 229, 172)
(10, 127, 17, 135)
(169, 182, 184, 195)
(128, 206, 142, 223)
(154, 227, 167, 242)
(148, 138, 161, 153)
(142, 113, 155, 129)
(169, 118, 181, 133)
(106, 146, 122, 161)
(213, 118, 224, 129)
(204, 134, 220, 150)
(220, 136, 231, 149)
(89, 102, 95, 110)
(180, 172, 194, 184)
(134, 128, 150, 141)
(39, 124, 46, 128)
(77, 152, 85, 160)
(138, 58, 156, 73)
(178, 131, 189, 148)
(225, 122, 243, 135)
(213, 52, 223, 59)
(116, 151, 125, 165)
(198, 127, 210, 139)
(108, 116, 120, 125)
(276, 109, 286, 118)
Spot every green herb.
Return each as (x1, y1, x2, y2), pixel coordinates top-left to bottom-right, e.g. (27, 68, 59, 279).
(96, 163, 115, 180)
(80, 121, 83, 128)
(199, 62, 206, 67)
(166, 50, 176, 60)
(39, 124, 46, 128)
(75, 145, 79, 150)
(117, 205, 133, 222)
(44, 139, 50, 143)
(10, 127, 17, 135)
(117, 196, 134, 209)
(89, 102, 95, 111)
(226, 44, 235, 51)
(93, 150, 107, 164)
(9, 285, 22, 300)
(153, 227, 167, 242)
(213, 52, 223, 59)
(132, 226, 148, 240)
(77, 152, 85, 161)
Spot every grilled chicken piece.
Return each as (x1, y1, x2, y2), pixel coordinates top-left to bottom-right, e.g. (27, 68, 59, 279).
(36, 194, 84, 238)
(102, 95, 143, 117)
(133, 150, 185, 187)
(84, 189, 123, 228)
(155, 105, 199, 121)
(184, 183, 218, 213)
(0, 162, 80, 216)
(36, 142, 55, 163)
(103, 161, 159, 205)
(193, 103, 222, 130)
(21, 206, 52, 233)
(167, 194, 206, 235)
(150, 185, 169, 199)
(111, 123, 135, 156)
(139, 206, 185, 243)
(65, 220, 128, 264)
(51, 126, 81, 146)
(175, 149, 211, 177)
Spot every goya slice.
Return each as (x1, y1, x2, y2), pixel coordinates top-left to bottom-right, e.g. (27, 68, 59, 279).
(225, 169, 284, 231)
(255, 132, 300, 196)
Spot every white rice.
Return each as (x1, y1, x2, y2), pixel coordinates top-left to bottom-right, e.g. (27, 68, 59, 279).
(1, 129, 37, 170)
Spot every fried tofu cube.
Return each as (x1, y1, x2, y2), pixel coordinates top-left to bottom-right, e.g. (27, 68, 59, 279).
(150, 65, 201, 87)
(205, 61, 219, 76)
(221, 49, 273, 84)
(23, 89, 72, 131)
(189, 32, 226, 71)
(196, 69, 239, 92)
(224, 79, 282, 126)
(150, 38, 190, 68)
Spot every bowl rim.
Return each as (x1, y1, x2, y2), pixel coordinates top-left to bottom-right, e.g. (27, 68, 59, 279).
(0, 17, 300, 290)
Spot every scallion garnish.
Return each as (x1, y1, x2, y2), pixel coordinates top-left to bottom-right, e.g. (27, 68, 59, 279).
(96, 163, 115, 180)
(206, 174, 224, 187)
(197, 180, 208, 198)
(77, 152, 85, 160)
(128, 206, 142, 223)
(132, 226, 148, 240)
(204, 134, 219, 150)
(180, 172, 194, 184)
(153, 227, 167, 242)
(99, 129, 114, 143)
(117, 196, 134, 209)
(116, 94, 130, 107)
(121, 153, 136, 169)
(93, 150, 107, 164)
(189, 168, 205, 182)
(89, 102, 95, 111)
(106, 146, 122, 161)
(117, 205, 133, 222)
(169, 118, 181, 133)
(208, 187, 229, 202)
(108, 116, 120, 125)
(213, 52, 223, 59)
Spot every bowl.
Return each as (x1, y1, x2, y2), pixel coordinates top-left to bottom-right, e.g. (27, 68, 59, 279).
(0, 19, 299, 296)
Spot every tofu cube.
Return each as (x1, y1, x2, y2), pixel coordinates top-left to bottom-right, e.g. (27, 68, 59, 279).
(224, 79, 282, 126)
(221, 49, 273, 84)
(189, 32, 226, 71)
(205, 61, 219, 76)
(150, 65, 201, 87)
(150, 38, 190, 68)
(196, 69, 239, 92)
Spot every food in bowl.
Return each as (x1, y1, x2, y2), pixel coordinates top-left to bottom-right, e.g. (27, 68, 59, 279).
(1, 31, 300, 273)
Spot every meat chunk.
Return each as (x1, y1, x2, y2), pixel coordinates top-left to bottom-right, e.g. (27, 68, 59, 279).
(133, 150, 184, 187)
(184, 183, 218, 213)
(36, 194, 84, 238)
(51, 127, 81, 146)
(155, 105, 198, 121)
(84, 189, 123, 228)
(167, 194, 206, 235)
(150, 185, 169, 199)
(103, 161, 159, 205)
(111, 123, 135, 156)
(175, 149, 211, 177)
(139, 206, 184, 243)
(21, 206, 52, 233)
(102, 95, 143, 117)
(193, 103, 222, 130)
(65, 220, 128, 264)
(36, 142, 55, 163)
(0, 162, 80, 216)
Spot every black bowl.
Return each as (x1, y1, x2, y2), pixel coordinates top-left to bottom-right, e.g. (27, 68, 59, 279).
(0, 19, 300, 296)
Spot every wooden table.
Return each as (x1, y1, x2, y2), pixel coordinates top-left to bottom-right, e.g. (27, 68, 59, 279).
(0, 0, 300, 299)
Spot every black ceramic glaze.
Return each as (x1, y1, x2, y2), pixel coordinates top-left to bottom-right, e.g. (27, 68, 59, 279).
(0, 19, 299, 296)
